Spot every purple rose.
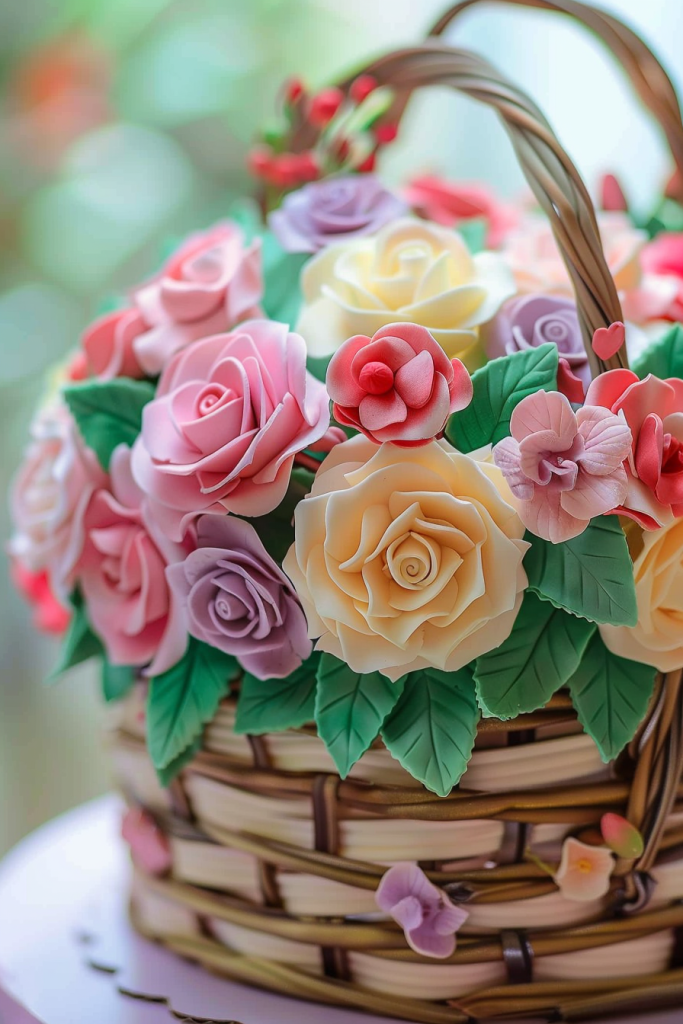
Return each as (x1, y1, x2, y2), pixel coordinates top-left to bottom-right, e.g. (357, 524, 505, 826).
(166, 516, 311, 680)
(483, 294, 591, 389)
(268, 174, 407, 254)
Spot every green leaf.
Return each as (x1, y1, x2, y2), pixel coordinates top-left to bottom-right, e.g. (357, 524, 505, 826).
(646, 198, 683, 238)
(445, 343, 558, 453)
(261, 229, 308, 328)
(307, 352, 333, 384)
(102, 660, 135, 703)
(381, 667, 479, 796)
(235, 652, 320, 735)
(156, 736, 202, 788)
(567, 633, 657, 762)
(632, 323, 683, 381)
(524, 517, 638, 627)
(63, 378, 156, 471)
(147, 639, 239, 771)
(474, 592, 595, 720)
(49, 590, 102, 681)
(458, 217, 488, 255)
(314, 654, 405, 778)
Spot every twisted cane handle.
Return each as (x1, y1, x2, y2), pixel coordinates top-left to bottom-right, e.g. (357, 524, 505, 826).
(429, 0, 683, 197)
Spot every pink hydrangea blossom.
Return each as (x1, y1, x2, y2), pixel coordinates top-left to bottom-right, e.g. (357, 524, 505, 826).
(76, 445, 191, 675)
(327, 323, 472, 446)
(121, 807, 172, 877)
(80, 222, 263, 380)
(586, 369, 683, 529)
(9, 402, 107, 599)
(493, 390, 632, 542)
(131, 319, 332, 541)
(554, 837, 614, 903)
(375, 863, 468, 959)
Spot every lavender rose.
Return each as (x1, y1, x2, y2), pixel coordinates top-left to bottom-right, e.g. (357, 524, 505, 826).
(268, 174, 407, 254)
(166, 515, 311, 680)
(483, 294, 591, 389)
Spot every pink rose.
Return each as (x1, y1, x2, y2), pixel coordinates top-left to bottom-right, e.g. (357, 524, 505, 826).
(326, 323, 472, 446)
(80, 222, 263, 380)
(82, 307, 147, 381)
(493, 390, 632, 543)
(131, 319, 332, 541)
(132, 222, 263, 376)
(77, 445, 190, 674)
(405, 175, 518, 248)
(586, 369, 683, 529)
(9, 403, 106, 598)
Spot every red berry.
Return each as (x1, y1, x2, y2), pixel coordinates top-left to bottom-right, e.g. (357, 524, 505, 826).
(248, 146, 273, 178)
(374, 122, 399, 145)
(356, 152, 377, 173)
(309, 87, 344, 127)
(269, 153, 302, 190)
(284, 77, 305, 106)
(296, 151, 320, 182)
(350, 74, 377, 104)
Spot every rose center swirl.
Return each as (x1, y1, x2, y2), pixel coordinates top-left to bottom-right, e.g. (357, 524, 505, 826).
(385, 531, 441, 589)
(197, 383, 229, 417)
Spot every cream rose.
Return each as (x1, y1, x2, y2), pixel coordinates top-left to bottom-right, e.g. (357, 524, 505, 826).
(600, 519, 683, 672)
(283, 436, 529, 680)
(295, 217, 515, 363)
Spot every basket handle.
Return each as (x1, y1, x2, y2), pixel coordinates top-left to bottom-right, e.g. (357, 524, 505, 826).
(335, 44, 626, 375)
(429, 0, 683, 197)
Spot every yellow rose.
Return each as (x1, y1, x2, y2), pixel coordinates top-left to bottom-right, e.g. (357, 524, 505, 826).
(295, 217, 515, 363)
(283, 436, 529, 681)
(600, 518, 683, 672)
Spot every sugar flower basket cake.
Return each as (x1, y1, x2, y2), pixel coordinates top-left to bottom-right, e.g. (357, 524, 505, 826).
(11, 1, 683, 1020)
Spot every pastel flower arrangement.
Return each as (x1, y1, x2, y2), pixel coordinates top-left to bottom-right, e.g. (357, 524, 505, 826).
(9, 73, 683, 949)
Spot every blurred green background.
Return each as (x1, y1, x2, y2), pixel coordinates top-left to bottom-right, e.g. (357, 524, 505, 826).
(0, 0, 680, 856)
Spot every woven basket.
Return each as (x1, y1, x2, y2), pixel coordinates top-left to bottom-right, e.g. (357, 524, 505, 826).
(111, 7, 683, 1022)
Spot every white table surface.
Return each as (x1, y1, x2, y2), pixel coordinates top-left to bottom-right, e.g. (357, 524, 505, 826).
(0, 795, 681, 1024)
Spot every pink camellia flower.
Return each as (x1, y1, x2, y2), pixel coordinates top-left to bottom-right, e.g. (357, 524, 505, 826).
(554, 837, 614, 902)
(10, 561, 71, 635)
(80, 222, 263, 380)
(326, 323, 473, 446)
(121, 807, 172, 877)
(166, 515, 311, 680)
(585, 370, 683, 529)
(405, 175, 518, 248)
(131, 320, 332, 541)
(375, 863, 468, 959)
(77, 445, 191, 675)
(9, 403, 106, 598)
(132, 222, 263, 376)
(493, 390, 632, 543)
(82, 307, 147, 381)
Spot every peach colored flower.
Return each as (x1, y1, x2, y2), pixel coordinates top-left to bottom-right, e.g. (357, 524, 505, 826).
(296, 217, 514, 363)
(493, 390, 631, 543)
(9, 402, 106, 598)
(554, 837, 614, 902)
(375, 863, 468, 959)
(326, 322, 472, 446)
(501, 212, 646, 299)
(282, 435, 529, 681)
(599, 515, 683, 672)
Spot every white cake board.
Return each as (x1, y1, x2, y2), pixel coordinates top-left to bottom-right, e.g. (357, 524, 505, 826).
(0, 795, 679, 1024)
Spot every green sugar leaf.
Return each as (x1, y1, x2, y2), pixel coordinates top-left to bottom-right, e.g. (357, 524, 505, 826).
(315, 654, 405, 778)
(632, 323, 683, 381)
(102, 660, 136, 703)
(381, 667, 478, 796)
(235, 652, 320, 735)
(567, 633, 657, 762)
(63, 377, 156, 471)
(261, 229, 308, 329)
(147, 639, 239, 772)
(524, 517, 638, 627)
(155, 736, 202, 788)
(445, 343, 558, 453)
(474, 592, 595, 720)
(49, 589, 102, 681)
